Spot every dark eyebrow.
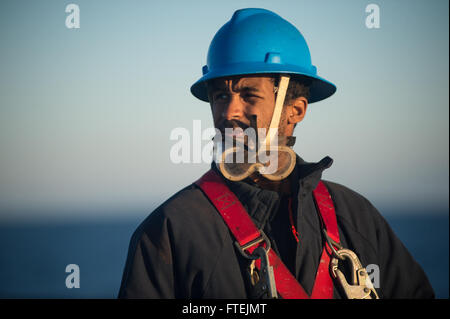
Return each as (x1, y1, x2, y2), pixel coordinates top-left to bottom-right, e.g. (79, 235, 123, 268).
(207, 82, 261, 95)
(238, 86, 260, 93)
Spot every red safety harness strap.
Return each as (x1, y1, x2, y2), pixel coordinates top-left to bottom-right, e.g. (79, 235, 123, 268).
(194, 171, 261, 247)
(195, 169, 340, 299)
(311, 181, 340, 299)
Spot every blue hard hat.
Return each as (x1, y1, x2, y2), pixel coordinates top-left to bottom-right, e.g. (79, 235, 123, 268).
(190, 8, 336, 103)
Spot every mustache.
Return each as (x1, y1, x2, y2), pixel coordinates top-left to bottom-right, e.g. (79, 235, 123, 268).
(217, 119, 250, 134)
(216, 116, 258, 134)
(214, 118, 260, 152)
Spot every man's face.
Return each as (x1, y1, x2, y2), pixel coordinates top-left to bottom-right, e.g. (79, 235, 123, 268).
(207, 75, 279, 137)
(207, 75, 308, 185)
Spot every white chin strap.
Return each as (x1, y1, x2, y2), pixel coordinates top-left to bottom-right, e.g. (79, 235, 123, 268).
(264, 75, 290, 148)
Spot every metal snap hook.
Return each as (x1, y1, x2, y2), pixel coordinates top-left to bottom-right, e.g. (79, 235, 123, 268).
(330, 248, 380, 299)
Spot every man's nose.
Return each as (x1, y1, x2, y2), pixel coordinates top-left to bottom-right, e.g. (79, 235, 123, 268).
(222, 95, 245, 121)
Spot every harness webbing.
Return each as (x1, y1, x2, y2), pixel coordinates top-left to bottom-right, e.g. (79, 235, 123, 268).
(195, 169, 340, 299)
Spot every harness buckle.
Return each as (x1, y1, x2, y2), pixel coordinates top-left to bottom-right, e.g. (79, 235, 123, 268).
(330, 248, 380, 299)
(234, 229, 271, 260)
(234, 230, 278, 298)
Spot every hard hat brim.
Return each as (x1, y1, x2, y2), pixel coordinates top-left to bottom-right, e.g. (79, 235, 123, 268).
(190, 62, 336, 104)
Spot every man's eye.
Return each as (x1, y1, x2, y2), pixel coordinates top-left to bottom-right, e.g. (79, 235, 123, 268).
(214, 93, 229, 101)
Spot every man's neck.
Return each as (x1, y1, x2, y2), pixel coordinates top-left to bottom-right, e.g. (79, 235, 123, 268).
(248, 169, 297, 195)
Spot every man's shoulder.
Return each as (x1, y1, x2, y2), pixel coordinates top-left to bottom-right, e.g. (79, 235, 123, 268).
(322, 180, 375, 210)
(321, 180, 386, 233)
(134, 182, 225, 240)
(155, 183, 208, 217)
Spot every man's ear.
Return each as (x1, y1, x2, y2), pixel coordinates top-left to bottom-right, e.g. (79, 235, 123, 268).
(287, 96, 308, 125)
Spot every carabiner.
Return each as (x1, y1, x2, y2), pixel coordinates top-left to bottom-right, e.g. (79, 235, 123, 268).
(330, 248, 380, 299)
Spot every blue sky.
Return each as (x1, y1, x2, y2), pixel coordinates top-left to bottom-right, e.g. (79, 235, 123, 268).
(0, 0, 448, 221)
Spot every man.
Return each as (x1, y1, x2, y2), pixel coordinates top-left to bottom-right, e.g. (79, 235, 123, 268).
(119, 8, 434, 299)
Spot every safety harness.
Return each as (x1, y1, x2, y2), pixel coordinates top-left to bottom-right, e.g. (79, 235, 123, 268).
(196, 169, 343, 299)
